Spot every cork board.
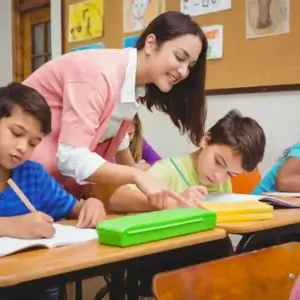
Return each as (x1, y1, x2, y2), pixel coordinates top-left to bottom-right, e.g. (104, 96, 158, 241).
(62, 0, 300, 93)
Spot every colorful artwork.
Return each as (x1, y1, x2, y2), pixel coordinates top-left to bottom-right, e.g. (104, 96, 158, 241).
(123, 35, 139, 48)
(71, 43, 104, 52)
(123, 0, 165, 33)
(202, 25, 223, 60)
(68, 0, 103, 43)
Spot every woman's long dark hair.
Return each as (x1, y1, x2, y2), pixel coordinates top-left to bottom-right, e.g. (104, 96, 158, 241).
(136, 11, 208, 146)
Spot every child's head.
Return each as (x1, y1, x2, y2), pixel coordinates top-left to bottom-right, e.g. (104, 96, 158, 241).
(0, 82, 51, 170)
(196, 110, 265, 185)
(129, 114, 143, 162)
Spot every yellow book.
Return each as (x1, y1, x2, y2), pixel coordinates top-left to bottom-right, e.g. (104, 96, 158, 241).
(200, 201, 274, 223)
(217, 213, 274, 223)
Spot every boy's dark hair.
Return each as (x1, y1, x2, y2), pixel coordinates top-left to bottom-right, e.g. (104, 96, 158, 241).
(0, 82, 51, 134)
(207, 110, 265, 172)
(136, 11, 208, 146)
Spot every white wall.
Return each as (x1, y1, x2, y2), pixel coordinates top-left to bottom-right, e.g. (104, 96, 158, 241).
(3, 0, 299, 176)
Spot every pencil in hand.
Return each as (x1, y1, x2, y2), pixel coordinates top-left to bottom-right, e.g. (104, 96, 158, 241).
(7, 179, 37, 212)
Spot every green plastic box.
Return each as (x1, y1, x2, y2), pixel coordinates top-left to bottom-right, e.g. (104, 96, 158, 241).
(96, 208, 217, 247)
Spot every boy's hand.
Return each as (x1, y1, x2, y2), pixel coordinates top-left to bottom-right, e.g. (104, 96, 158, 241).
(13, 212, 55, 239)
(76, 198, 106, 228)
(179, 185, 208, 207)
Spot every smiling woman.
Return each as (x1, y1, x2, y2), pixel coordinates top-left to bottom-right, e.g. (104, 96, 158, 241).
(23, 11, 208, 207)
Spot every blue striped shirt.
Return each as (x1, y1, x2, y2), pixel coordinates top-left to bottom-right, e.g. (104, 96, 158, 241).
(0, 161, 77, 220)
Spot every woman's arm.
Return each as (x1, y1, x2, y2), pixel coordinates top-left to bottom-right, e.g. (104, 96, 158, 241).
(142, 139, 161, 165)
(108, 186, 159, 213)
(276, 157, 300, 192)
(58, 82, 183, 202)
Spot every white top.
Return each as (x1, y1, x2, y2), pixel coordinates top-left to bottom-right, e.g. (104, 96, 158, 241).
(57, 48, 146, 184)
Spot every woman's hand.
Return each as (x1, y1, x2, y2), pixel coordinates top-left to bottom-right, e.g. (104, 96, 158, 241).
(135, 172, 187, 208)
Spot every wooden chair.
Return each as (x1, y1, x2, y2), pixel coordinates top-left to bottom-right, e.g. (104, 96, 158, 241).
(231, 167, 261, 194)
(86, 182, 119, 211)
(153, 242, 300, 300)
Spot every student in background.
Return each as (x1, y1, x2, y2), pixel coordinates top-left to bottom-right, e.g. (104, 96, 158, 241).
(23, 12, 208, 204)
(0, 83, 106, 300)
(113, 114, 161, 170)
(253, 143, 300, 194)
(128, 114, 161, 169)
(108, 110, 266, 213)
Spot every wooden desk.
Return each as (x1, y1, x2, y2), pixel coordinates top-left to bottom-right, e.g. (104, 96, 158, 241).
(217, 209, 300, 254)
(0, 218, 230, 300)
(153, 242, 300, 300)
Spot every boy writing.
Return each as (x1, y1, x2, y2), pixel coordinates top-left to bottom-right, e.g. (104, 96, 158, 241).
(109, 110, 266, 213)
(0, 83, 106, 239)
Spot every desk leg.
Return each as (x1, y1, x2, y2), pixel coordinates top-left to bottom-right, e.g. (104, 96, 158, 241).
(127, 266, 140, 300)
(109, 269, 126, 300)
(235, 223, 300, 254)
(75, 281, 82, 300)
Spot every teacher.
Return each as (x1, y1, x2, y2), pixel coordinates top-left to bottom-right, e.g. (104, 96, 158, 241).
(23, 11, 208, 202)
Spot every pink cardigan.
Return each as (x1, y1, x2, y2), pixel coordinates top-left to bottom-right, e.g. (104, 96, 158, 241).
(23, 49, 133, 196)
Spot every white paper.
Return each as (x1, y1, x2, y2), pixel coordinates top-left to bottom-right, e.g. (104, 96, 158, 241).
(263, 192, 300, 198)
(206, 193, 262, 203)
(0, 224, 98, 258)
(202, 25, 223, 60)
(246, 0, 290, 39)
(180, 0, 231, 17)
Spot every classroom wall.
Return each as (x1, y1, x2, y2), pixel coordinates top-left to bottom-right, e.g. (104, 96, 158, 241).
(2, 0, 300, 175)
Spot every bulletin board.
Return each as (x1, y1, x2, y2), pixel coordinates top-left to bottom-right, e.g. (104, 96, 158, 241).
(62, 0, 300, 94)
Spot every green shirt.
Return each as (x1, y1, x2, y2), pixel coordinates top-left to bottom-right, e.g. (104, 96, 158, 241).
(128, 154, 232, 193)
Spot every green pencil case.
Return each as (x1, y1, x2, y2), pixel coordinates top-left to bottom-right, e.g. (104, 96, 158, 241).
(96, 208, 217, 247)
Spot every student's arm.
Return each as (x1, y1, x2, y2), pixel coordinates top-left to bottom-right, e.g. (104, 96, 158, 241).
(0, 213, 55, 239)
(36, 164, 78, 221)
(115, 148, 136, 167)
(35, 163, 106, 227)
(276, 157, 300, 192)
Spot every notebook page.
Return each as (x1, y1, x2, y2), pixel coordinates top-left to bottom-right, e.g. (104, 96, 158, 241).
(206, 193, 261, 203)
(46, 224, 98, 247)
(0, 236, 51, 257)
(0, 224, 98, 258)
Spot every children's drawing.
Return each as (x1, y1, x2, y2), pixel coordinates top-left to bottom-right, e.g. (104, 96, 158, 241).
(142, 0, 166, 28)
(68, 0, 103, 43)
(246, 0, 289, 39)
(123, 0, 150, 33)
(180, 0, 231, 17)
(202, 25, 223, 60)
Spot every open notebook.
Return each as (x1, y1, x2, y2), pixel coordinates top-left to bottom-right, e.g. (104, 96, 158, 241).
(0, 223, 98, 258)
(206, 193, 300, 208)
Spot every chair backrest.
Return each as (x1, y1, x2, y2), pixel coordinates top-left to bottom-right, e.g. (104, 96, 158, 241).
(153, 242, 300, 300)
(86, 183, 119, 211)
(231, 167, 261, 194)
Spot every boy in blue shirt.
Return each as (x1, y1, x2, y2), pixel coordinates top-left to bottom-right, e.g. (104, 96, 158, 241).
(0, 83, 106, 299)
